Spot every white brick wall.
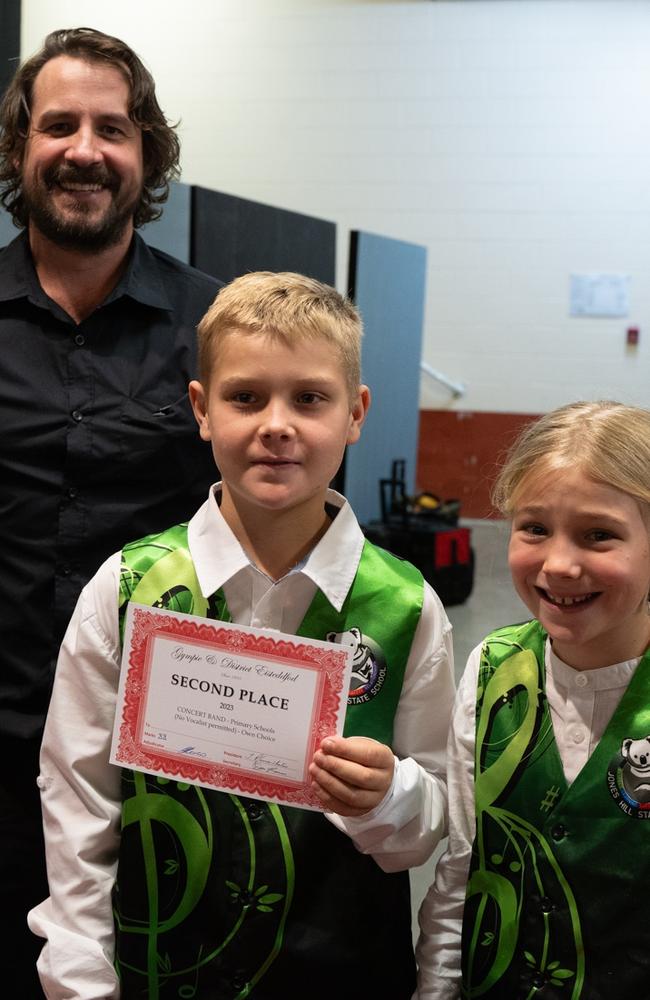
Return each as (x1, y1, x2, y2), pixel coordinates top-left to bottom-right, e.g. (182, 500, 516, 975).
(21, 0, 650, 412)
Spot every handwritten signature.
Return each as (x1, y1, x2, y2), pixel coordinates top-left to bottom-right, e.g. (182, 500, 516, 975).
(178, 747, 289, 776)
(249, 753, 290, 776)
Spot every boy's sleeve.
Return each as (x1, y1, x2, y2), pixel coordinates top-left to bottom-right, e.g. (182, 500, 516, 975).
(28, 553, 124, 1000)
(414, 645, 480, 1000)
(326, 583, 456, 871)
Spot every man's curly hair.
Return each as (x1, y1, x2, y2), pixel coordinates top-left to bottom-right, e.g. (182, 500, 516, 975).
(0, 26, 180, 229)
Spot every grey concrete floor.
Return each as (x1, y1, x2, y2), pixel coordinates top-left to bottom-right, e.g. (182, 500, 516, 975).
(409, 518, 529, 942)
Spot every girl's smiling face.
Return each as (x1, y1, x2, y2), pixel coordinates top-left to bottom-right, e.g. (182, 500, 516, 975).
(508, 466, 650, 669)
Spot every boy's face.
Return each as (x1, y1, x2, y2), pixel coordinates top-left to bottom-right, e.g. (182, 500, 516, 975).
(189, 331, 369, 525)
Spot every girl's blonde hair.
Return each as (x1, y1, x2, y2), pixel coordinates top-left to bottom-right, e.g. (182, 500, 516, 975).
(492, 400, 650, 517)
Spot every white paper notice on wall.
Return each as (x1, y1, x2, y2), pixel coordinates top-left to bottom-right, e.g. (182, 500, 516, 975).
(569, 273, 630, 318)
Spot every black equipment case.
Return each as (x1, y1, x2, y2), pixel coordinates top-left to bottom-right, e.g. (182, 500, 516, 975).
(362, 460, 474, 606)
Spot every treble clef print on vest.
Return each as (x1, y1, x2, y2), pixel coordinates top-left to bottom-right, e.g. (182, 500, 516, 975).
(114, 522, 423, 999)
(461, 620, 650, 1000)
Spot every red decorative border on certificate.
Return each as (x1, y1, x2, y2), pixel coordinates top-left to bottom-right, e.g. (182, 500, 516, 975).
(113, 606, 350, 809)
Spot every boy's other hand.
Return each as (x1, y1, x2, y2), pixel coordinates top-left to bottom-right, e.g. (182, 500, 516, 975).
(308, 736, 394, 817)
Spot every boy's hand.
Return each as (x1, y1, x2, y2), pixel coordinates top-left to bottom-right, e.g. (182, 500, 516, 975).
(308, 736, 394, 817)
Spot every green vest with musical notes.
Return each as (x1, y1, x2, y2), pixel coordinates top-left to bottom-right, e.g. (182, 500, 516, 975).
(114, 521, 424, 1000)
(461, 620, 650, 1000)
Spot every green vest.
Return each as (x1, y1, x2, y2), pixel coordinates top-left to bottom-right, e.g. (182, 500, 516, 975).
(461, 620, 650, 1000)
(113, 521, 424, 1000)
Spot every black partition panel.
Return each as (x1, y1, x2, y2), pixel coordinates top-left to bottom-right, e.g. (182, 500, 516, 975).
(342, 230, 427, 526)
(191, 188, 335, 284)
(0, 0, 20, 100)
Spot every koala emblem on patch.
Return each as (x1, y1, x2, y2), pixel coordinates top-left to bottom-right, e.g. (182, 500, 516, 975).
(620, 735, 650, 800)
(326, 627, 387, 704)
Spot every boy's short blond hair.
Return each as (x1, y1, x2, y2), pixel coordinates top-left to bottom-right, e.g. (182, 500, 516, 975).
(492, 400, 650, 519)
(197, 272, 363, 400)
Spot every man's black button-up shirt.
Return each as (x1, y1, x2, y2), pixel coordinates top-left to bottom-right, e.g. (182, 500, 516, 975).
(0, 231, 221, 738)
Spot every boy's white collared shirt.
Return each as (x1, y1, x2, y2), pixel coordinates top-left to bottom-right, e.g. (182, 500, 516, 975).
(189, 485, 363, 631)
(28, 486, 455, 1000)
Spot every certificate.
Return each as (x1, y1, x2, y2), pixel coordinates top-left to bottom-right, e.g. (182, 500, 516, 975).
(110, 603, 353, 810)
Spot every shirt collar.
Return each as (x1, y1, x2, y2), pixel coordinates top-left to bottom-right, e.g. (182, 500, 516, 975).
(0, 229, 172, 311)
(187, 486, 365, 612)
(0, 232, 38, 303)
(112, 232, 173, 311)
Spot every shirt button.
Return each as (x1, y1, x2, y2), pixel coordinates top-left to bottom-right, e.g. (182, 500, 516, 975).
(532, 973, 546, 989)
(71, 409, 83, 422)
(74, 333, 85, 346)
(551, 823, 567, 842)
(575, 673, 589, 687)
(571, 727, 585, 745)
(67, 486, 78, 499)
(540, 896, 554, 913)
(61, 564, 72, 576)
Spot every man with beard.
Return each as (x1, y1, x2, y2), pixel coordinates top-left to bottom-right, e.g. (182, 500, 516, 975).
(0, 28, 221, 995)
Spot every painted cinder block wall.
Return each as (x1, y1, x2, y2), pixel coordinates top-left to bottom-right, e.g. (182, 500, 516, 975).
(20, 1, 650, 515)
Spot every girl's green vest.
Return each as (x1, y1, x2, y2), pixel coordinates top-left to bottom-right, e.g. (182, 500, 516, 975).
(461, 620, 650, 1000)
(114, 522, 424, 1000)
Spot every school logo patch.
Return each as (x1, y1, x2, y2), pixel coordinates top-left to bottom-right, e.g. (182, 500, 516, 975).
(606, 734, 650, 818)
(325, 627, 387, 705)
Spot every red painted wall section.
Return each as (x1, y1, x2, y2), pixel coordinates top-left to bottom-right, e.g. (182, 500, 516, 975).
(416, 410, 541, 519)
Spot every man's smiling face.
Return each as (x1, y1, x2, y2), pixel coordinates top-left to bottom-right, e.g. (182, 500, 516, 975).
(20, 54, 143, 251)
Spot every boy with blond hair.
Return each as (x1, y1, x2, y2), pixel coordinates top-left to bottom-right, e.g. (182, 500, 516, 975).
(29, 272, 454, 999)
